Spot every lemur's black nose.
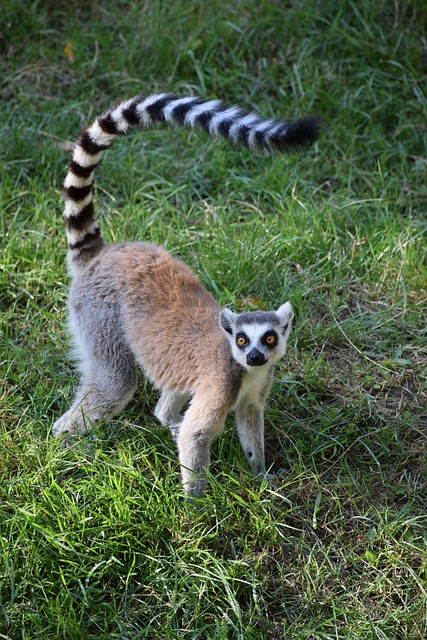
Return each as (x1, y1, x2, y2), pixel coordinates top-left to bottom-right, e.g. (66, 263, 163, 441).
(246, 349, 266, 366)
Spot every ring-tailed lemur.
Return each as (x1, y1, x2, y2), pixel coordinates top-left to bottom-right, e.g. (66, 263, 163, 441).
(53, 92, 319, 496)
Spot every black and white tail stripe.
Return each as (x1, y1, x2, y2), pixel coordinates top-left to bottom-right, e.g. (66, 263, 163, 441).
(64, 93, 320, 267)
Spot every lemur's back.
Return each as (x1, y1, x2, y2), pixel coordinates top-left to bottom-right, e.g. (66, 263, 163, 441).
(70, 241, 238, 394)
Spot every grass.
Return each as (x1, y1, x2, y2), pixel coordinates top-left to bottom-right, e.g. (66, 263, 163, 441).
(1, 0, 426, 637)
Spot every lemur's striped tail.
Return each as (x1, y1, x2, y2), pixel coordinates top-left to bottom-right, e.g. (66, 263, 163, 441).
(64, 93, 320, 270)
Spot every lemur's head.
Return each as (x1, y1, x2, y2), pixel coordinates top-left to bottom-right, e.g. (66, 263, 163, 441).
(219, 302, 293, 371)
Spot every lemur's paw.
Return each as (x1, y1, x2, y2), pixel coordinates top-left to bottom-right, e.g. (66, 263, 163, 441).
(52, 413, 75, 437)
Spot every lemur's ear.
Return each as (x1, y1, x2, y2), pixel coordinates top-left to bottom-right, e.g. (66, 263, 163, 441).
(276, 302, 294, 330)
(219, 309, 238, 335)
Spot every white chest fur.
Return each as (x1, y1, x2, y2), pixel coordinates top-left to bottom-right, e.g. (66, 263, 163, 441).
(233, 365, 273, 409)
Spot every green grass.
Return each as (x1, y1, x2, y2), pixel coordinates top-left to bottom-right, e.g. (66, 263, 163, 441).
(1, 0, 426, 637)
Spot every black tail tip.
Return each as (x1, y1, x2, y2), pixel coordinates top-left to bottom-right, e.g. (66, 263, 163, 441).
(285, 115, 322, 149)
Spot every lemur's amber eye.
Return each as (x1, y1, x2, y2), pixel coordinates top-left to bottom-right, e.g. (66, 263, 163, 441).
(263, 332, 278, 347)
(236, 334, 248, 347)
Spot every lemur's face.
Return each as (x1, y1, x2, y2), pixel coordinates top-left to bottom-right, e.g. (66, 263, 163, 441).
(219, 303, 293, 371)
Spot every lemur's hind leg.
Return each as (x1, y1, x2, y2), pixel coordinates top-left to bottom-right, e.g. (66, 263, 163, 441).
(53, 284, 138, 438)
(52, 355, 136, 437)
(154, 389, 190, 441)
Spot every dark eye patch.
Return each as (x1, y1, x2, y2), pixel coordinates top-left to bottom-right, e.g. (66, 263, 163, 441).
(236, 332, 249, 348)
(262, 331, 278, 348)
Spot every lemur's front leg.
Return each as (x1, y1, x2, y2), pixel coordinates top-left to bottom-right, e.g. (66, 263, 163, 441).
(177, 391, 228, 497)
(235, 403, 268, 479)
